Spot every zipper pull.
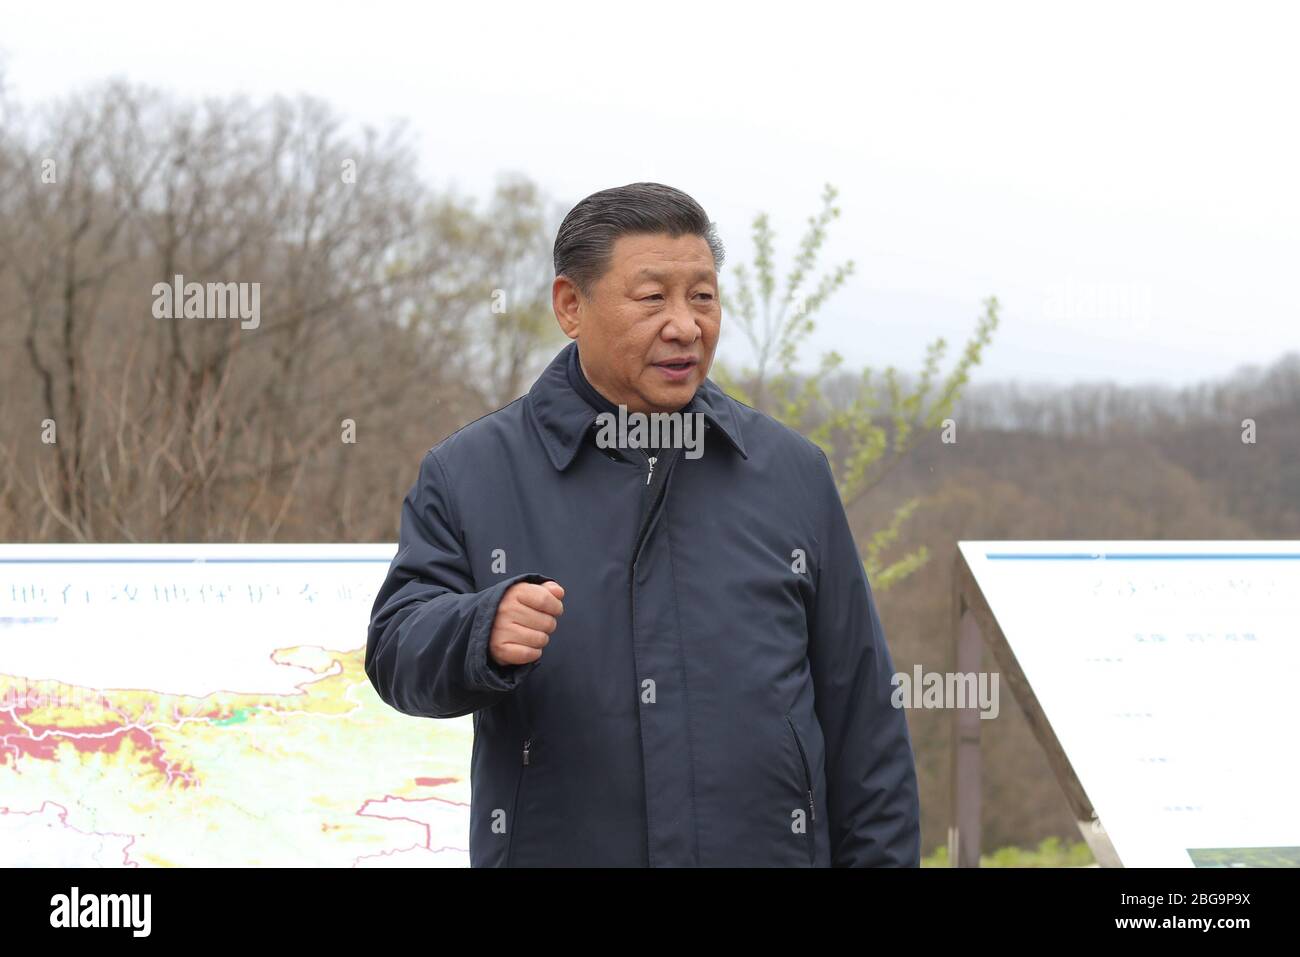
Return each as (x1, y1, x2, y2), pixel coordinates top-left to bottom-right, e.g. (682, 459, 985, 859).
(522, 737, 532, 766)
(645, 456, 657, 485)
(808, 790, 816, 822)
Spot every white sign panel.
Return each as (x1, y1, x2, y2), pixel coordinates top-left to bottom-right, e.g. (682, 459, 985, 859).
(960, 540, 1300, 867)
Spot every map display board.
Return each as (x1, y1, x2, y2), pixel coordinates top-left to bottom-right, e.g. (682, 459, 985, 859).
(0, 544, 477, 867)
(959, 541, 1300, 867)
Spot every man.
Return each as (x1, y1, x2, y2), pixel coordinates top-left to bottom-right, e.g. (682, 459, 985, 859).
(365, 182, 921, 867)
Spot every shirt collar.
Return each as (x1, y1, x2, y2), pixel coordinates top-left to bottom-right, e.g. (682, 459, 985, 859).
(525, 341, 749, 472)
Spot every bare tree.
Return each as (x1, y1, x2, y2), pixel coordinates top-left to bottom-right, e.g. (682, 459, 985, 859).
(0, 82, 556, 543)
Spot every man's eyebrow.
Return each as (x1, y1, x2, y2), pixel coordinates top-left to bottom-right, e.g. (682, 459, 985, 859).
(631, 267, 716, 283)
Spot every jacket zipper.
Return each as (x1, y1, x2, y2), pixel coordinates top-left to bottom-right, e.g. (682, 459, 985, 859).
(786, 714, 817, 865)
(629, 446, 679, 866)
(632, 449, 676, 563)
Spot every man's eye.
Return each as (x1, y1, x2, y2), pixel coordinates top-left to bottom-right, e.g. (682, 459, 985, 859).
(641, 294, 663, 302)
(695, 293, 714, 301)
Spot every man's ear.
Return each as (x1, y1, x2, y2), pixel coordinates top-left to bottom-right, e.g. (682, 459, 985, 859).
(552, 275, 582, 340)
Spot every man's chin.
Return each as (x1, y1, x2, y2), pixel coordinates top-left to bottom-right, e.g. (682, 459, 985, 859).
(648, 383, 699, 412)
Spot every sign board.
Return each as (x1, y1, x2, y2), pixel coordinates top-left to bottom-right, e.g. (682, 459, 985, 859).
(0, 544, 476, 867)
(959, 541, 1300, 867)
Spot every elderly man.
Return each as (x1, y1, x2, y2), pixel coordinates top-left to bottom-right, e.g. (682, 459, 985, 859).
(365, 182, 920, 867)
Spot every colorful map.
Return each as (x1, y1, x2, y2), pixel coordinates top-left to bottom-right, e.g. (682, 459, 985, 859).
(0, 544, 474, 867)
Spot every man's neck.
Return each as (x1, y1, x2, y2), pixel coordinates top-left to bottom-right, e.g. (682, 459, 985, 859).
(575, 352, 621, 412)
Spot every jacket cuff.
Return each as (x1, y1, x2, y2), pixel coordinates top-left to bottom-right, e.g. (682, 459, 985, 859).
(465, 572, 553, 693)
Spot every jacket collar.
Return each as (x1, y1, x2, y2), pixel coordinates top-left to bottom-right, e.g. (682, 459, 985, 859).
(525, 341, 748, 472)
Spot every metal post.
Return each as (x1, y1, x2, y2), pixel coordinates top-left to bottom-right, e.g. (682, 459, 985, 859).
(951, 579, 983, 867)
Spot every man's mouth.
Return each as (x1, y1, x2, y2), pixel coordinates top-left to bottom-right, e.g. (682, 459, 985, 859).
(652, 357, 698, 382)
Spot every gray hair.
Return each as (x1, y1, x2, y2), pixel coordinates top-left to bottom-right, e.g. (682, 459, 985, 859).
(553, 182, 725, 299)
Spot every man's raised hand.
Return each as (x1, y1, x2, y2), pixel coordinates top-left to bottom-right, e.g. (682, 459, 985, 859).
(489, 580, 565, 668)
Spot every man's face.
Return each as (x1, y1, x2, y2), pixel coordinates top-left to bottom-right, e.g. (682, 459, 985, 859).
(555, 232, 721, 415)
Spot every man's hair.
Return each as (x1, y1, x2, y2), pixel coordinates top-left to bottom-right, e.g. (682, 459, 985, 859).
(553, 182, 725, 299)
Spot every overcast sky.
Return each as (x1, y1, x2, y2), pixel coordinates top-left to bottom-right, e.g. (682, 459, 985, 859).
(3, 0, 1296, 387)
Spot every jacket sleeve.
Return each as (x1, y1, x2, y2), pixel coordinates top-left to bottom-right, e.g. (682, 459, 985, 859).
(806, 447, 922, 867)
(366, 448, 551, 719)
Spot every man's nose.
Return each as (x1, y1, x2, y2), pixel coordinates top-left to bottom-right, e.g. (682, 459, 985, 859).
(662, 299, 700, 343)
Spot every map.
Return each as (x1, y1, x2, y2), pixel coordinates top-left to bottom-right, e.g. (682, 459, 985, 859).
(0, 544, 475, 867)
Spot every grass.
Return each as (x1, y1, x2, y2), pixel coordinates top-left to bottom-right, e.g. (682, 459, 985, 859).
(922, 836, 1096, 867)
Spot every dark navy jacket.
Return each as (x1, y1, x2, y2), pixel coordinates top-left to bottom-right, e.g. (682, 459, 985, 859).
(365, 341, 921, 866)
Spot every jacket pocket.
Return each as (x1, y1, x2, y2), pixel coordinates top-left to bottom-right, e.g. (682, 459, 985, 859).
(505, 688, 532, 867)
(504, 731, 531, 867)
(785, 713, 816, 866)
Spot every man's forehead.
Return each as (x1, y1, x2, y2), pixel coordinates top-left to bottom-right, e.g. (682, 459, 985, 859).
(629, 264, 716, 283)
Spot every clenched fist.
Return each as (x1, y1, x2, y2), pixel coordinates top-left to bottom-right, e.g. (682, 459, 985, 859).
(489, 580, 565, 668)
